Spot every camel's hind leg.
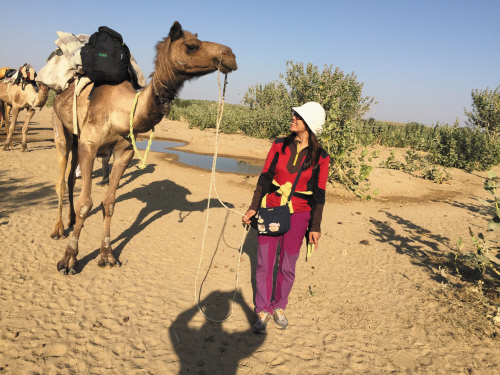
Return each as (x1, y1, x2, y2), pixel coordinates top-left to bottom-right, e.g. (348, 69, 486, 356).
(0, 100, 5, 132)
(0, 101, 10, 133)
(98, 146, 134, 267)
(21, 108, 35, 152)
(50, 111, 74, 239)
(67, 138, 78, 228)
(3, 107, 19, 151)
(57, 140, 97, 274)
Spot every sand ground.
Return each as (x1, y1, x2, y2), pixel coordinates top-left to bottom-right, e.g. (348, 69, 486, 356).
(0, 108, 499, 375)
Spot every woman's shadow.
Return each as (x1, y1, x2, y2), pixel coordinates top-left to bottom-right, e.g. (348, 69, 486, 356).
(170, 290, 265, 375)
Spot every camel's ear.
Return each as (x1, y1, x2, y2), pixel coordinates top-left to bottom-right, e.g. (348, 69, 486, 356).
(169, 21, 183, 42)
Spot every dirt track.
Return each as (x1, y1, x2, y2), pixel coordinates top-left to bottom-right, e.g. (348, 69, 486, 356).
(0, 108, 499, 374)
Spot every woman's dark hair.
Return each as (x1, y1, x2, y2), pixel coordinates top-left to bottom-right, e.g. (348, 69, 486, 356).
(282, 126, 321, 170)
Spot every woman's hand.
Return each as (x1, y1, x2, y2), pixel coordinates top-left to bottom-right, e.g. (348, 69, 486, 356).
(242, 209, 256, 225)
(309, 232, 321, 250)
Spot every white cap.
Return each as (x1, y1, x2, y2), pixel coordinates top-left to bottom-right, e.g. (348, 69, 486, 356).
(292, 102, 326, 135)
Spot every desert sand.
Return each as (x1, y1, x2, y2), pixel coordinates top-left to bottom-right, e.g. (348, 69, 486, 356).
(0, 108, 499, 374)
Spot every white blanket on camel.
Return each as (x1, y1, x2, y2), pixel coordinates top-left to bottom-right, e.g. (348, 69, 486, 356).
(36, 31, 146, 93)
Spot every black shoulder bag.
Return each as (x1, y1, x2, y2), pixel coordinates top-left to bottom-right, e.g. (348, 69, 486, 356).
(250, 162, 305, 236)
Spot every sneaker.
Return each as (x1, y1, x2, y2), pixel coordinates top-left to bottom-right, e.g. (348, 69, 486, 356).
(251, 311, 272, 334)
(273, 308, 289, 330)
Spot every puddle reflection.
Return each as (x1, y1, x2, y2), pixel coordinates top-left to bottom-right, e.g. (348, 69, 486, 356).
(136, 140, 264, 175)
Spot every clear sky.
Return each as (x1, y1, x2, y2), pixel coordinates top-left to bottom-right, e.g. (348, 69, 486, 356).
(1, 0, 498, 126)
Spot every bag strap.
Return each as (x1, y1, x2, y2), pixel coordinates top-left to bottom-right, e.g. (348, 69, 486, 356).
(287, 160, 305, 204)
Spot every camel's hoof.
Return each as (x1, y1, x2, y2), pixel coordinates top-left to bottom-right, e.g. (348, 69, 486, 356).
(59, 267, 77, 275)
(52, 235, 60, 240)
(115, 261, 122, 267)
(21, 148, 28, 152)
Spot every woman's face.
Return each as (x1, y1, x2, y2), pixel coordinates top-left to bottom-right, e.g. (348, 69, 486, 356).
(290, 112, 308, 134)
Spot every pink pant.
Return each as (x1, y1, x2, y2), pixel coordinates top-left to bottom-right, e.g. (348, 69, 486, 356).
(255, 211, 310, 314)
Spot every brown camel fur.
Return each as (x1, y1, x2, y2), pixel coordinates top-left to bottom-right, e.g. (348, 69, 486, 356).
(0, 100, 11, 132)
(0, 80, 49, 151)
(51, 21, 237, 275)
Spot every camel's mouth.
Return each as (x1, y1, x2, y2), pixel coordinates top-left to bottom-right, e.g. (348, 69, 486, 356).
(213, 55, 237, 74)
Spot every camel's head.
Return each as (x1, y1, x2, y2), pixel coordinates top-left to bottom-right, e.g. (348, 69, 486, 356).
(155, 21, 237, 77)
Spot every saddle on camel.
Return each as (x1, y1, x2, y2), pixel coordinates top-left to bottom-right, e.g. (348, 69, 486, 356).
(40, 22, 237, 275)
(0, 63, 50, 151)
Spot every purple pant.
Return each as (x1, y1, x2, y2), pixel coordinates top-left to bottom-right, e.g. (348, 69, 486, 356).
(255, 211, 310, 314)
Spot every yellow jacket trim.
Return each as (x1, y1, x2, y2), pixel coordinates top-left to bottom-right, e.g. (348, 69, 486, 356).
(261, 180, 312, 214)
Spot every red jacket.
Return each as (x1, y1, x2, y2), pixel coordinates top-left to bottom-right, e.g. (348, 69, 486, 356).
(250, 137, 330, 232)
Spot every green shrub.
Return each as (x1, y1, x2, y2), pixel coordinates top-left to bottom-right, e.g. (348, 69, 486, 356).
(45, 90, 57, 108)
(464, 85, 500, 135)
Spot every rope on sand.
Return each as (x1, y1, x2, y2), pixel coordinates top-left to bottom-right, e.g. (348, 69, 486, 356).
(194, 56, 249, 323)
(128, 91, 154, 170)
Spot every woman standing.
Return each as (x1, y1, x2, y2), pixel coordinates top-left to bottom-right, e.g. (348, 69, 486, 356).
(242, 102, 331, 333)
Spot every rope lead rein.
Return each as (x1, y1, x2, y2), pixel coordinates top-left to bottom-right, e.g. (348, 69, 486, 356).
(194, 57, 248, 323)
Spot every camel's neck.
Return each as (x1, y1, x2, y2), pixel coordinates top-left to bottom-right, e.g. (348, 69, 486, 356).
(132, 68, 187, 133)
(35, 85, 50, 108)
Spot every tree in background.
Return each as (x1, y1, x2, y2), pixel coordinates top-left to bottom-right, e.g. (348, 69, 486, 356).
(464, 86, 500, 135)
(243, 61, 376, 194)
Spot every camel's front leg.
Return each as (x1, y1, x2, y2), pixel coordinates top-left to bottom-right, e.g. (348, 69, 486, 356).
(57, 142, 96, 275)
(21, 108, 35, 152)
(50, 112, 73, 239)
(3, 107, 19, 151)
(98, 148, 134, 267)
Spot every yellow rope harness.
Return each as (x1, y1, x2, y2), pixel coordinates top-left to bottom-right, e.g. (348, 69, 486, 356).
(128, 91, 154, 170)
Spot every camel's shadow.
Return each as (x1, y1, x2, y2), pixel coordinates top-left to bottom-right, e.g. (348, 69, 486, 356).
(76, 175, 233, 272)
(170, 290, 264, 374)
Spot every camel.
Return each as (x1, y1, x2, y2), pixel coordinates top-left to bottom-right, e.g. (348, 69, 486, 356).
(0, 80, 50, 151)
(51, 21, 237, 275)
(0, 100, 11, 132)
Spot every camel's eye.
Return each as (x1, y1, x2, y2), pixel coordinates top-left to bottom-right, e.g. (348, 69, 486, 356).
(186, 44, 199, 54)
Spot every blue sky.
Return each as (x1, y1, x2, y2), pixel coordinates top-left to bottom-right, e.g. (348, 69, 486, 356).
(1, 0, 499, 126)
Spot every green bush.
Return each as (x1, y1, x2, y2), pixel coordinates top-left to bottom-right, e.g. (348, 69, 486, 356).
(464, 86, 500, 135)
(45, 90, 57, 108)
(166, 64, 500, 181)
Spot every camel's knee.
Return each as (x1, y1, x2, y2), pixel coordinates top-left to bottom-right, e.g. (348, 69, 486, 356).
(101, 199, 115, 217)
(79, 205, 91, 219)
(57, 140, 67, 151)
(77, 197, 93, 219)
(107, 202, 115, 216)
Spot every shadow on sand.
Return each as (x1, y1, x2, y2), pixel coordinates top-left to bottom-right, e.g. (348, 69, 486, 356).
(76, 171, 233, 272)
(369, 210, 454, 284)
(0, 172, 57, 214)
(170, 290, 264, 374)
